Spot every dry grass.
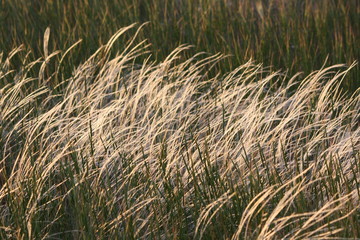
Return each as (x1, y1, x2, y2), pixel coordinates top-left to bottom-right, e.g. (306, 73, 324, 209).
(0, 26, 359, 239)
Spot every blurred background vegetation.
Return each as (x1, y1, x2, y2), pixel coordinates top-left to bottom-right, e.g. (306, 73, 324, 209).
(0, 0, 359, 91)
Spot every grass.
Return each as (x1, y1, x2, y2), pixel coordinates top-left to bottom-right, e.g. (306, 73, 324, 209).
(0, 24, 359, 239)
(0, 0, 359, 91)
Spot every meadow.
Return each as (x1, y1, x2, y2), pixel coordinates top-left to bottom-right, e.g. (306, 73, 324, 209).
(0, 0, 359, 239)
(1, 0, 359, 91)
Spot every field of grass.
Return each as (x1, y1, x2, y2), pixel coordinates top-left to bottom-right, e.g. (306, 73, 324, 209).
(0, 0, 359, 239)
(1, 0, 359, 91)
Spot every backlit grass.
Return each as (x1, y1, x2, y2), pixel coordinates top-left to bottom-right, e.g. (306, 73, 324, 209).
(0, 25, 359, 239)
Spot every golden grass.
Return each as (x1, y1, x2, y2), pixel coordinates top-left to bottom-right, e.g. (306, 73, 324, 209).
(0, 25, 359, 239)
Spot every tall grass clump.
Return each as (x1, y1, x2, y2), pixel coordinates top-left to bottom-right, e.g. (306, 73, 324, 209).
(0, 26, 359, 239)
